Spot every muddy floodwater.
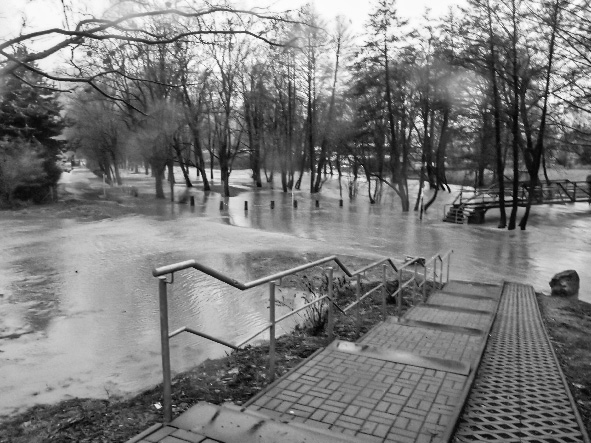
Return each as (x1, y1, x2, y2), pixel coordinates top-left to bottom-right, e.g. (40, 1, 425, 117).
(1, 168, 590, 417)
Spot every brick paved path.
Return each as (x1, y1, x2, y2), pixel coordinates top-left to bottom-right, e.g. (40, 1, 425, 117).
(244, 281, 500, 442)
(127, 280, 588, 443)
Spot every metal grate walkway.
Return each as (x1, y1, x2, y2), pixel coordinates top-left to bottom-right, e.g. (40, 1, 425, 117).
(452, 282, 590, 442)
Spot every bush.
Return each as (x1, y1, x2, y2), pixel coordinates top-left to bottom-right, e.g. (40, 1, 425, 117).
(0, 138, 61, 206)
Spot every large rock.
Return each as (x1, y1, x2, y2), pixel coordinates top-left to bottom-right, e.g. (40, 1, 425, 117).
(549, 270, 580, 297)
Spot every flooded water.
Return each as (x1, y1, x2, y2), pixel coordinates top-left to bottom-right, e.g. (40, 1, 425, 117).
(0, 168, 590, 417)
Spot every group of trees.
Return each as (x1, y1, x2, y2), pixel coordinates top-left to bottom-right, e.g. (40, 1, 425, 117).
(2, 0, 591, 229)
(0, 49, 63, 206)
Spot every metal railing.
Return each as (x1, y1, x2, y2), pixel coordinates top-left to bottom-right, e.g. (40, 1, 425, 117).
(152, 250, 453, 422)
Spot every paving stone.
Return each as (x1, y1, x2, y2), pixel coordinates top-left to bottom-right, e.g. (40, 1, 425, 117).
(171, 429, 207, 443)
(160, 437, 192, 443)
(145, 426, 176, 442)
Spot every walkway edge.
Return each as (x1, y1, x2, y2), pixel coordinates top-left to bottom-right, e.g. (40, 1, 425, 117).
(439, 281, 505, 442)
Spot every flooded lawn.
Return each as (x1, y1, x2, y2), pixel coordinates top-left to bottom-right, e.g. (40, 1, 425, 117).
(0, 168, 590, 417)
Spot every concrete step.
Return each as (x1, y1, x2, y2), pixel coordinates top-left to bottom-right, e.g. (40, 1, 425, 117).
(169, 401, 362, 443)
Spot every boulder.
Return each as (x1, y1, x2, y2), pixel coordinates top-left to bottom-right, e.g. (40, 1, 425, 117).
(549, 270, 580, 297)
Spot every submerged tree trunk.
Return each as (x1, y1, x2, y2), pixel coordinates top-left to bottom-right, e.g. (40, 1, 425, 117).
(519, 0, 560, 230)
(152, 160, 166, 199)
(508, 0, 520, 231)
(487, 0, 507, 228)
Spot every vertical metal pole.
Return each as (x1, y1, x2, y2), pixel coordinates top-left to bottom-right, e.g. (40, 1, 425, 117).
(423, 265, 427, 301)
(327, 267, 335, 342)
(382, 264, 387, 320)
(574, 183, 577, 201)
(446, 254, 451, 284)
(268, 281, 276, 382)
(439, 259, 443, 287)
(433, 260, 437, 288)
(413, 262, 418, 302)
(158, 277, 172, 423)
(397, 268, 403, 318)
(356, 274, 361, 337)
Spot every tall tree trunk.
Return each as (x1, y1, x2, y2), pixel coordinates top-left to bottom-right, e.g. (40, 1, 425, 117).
(519, 0, 559, 230)
(167, 160, 175, 202)
(508, 0, 520, 231)
(314, 31, 341, 193)
(485, 0, 507, 227)
(152, 160, 166, 199)
(190, 125, 210, 190)
(173, 138, 192, 188)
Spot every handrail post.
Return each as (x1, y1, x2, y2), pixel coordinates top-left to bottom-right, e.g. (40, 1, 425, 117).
(433, 259, 437, 288)
(446, 253, 451, 284)
(413, 261, 418, 303)
(268, 281, 276, 382)
(158, 277, 172, 424)
(397, 267, 402, 318)
(439, 258, 443, 287)
(355, 274, 361, 337)
(326, 267, 335, 343)
(382, 264, 387, 320)
(423, 265, 427, 301)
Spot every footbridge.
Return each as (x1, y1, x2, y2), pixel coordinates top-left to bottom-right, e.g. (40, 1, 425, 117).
(443, 180, 591, 224)
(127, 252, 590, 443)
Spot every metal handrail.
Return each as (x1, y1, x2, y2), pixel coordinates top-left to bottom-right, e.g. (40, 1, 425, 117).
(153, 250, 453, 423)
(153, 255, 354, 286)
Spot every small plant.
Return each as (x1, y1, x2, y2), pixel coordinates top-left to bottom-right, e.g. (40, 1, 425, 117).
(276, 272, 351, 337)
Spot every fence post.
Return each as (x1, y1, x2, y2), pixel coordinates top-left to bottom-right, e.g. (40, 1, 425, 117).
(574, 183, 577, 201)
(268, 281, 276, 382)
(397, 267, 403, 318)
(158, 277, 172, 424)
(382, 264, 388, 320)
(356, 274, 361, 337)
(327, 267, 335, 342)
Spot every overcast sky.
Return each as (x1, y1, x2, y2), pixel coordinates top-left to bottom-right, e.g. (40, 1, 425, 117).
(1, 0, 466, 39)
(0, 0, 465, 73)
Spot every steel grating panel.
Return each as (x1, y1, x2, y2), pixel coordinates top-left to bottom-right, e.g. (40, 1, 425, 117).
(453, 282, 590, 443)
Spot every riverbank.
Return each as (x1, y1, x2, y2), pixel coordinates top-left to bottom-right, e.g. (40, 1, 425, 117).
(0, 265, 415, 443)
(1, 167, 590, 440)
(537, 294, 591, 435)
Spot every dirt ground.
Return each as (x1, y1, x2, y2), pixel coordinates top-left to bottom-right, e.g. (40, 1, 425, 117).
(537, 294, 591, 437)
(1, 167, 590, 441)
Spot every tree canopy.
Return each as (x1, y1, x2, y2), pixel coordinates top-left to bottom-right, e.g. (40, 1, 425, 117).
(2, 0, 591, 229)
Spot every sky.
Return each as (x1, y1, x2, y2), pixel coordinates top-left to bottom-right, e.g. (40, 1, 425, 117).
(1, 0, 466, 38)
(0, 0, 466, 72)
